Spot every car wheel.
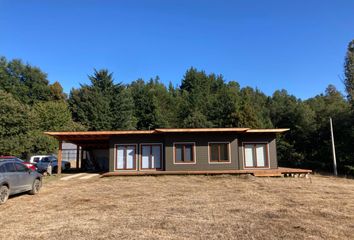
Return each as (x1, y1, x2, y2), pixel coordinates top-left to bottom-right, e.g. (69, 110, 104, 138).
(29, 179, 42, 195)
(0, 185, 9, 204)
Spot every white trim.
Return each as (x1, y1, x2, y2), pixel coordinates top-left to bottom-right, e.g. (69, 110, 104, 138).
(207, 142, 232, 164)
(114, 144, 138, 171)
(241, 142, 270, 169)
(139, 143, 164, 171)
(173, 142, 197, 165)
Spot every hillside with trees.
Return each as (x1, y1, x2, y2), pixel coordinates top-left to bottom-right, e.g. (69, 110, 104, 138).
(0, 40, 353, 175)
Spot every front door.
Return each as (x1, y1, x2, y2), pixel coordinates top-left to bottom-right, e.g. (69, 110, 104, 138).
(116, 145, 136, 170)
(141, 144, 162, 170)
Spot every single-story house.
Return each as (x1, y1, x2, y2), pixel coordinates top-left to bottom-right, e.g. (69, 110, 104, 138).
(43, 128, 310, 176)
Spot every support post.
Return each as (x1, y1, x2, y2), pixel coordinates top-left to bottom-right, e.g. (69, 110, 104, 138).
(80, 148, 84, 170)
(57, 140, 63, 174)
(330, 117, 338, 176)
(76, 145, 80, 169)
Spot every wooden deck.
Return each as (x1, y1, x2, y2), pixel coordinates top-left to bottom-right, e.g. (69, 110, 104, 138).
(101, 167, 312, 177)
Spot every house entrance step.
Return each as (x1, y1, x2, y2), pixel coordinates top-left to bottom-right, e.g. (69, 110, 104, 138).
(253, 172, 283, 177)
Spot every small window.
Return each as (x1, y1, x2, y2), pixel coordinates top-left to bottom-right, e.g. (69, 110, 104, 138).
(174, 143, 195, 163)
(15, 162, 27, 172)
(244, 143, 268, 168)
(209, 143, 230, 162)
(33, 157, 40, 163)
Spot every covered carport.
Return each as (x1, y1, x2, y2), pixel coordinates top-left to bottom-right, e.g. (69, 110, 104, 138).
(44, 130, 155, 174)
(44, 131, 111, 174)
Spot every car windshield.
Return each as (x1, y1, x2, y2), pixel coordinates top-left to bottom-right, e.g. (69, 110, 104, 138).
(49, 157, 57, 161)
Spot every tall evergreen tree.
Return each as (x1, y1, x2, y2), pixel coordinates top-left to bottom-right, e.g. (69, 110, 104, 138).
(208, 81, 241, 127)
(69, 69, 135, 130)
(305, 85, 352, 170)
(344, 40, 354, 103)
(238, 87, 272, 128)
(269, 90, 316, 167)
(130, 77, 174, 129)
(178, 68, 220, 127)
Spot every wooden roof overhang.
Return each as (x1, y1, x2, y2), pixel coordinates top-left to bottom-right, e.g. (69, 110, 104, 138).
(154, 128, 250, 133)
(154, 128, 290, 134)
(44, 130, 156, 148)
(44, 128, 289, 148)
(245, 128, 290, 133)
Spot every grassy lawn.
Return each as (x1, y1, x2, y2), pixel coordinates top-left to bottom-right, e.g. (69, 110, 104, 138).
(1, 174, 354, 239)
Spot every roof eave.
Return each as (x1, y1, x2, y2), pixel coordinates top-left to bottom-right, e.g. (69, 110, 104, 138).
(245, 128, 290, 133)
(154, 128, 250, 133)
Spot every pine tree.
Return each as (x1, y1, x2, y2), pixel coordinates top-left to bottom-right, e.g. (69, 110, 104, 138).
(69, 69, 136, 130)
(344, 40, 354, 103)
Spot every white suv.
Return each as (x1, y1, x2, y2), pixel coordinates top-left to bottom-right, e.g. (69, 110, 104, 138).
(29, 155, 55, 164)
(29, 155, 70, 173)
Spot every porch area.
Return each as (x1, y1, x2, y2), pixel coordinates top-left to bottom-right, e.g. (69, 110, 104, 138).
(101, 167, 312, 177)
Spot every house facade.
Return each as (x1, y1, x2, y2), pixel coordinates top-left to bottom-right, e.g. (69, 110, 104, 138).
(45, 128, 288, 174)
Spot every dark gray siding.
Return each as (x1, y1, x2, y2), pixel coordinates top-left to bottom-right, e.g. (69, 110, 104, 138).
(92, 149, 109, 171)
(108, 132, 279, 172)
(164, 132, 239, 171)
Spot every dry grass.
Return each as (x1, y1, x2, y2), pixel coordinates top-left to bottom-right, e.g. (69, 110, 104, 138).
(1, 174, 354, 240)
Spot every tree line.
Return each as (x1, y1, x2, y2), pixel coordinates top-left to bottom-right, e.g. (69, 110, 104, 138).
(1, 40, 353, 174)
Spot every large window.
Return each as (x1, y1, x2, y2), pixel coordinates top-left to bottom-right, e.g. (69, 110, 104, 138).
(209, 142, 230, 163)
(141, 144, 162, 170)
(116, 145, 136, 170)
(244, 143, 268, 168)
(174, 143, 195, 164)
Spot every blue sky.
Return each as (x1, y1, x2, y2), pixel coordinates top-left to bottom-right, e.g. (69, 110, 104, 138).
(0, 0, 353, 99)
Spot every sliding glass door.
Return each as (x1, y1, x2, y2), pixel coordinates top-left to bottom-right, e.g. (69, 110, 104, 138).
(141, 144, 162, 170)
(116, 145, 136, 170)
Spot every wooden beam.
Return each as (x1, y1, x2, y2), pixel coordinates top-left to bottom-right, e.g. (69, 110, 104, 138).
(80, 148, 84, 170)
(44, 130, 155, 136)
(82, 144, 109, 147)
(245, 128, 290, 133)
(155, 128, 249, 133)
(76, 145, 80, 169)
(57, 140, 63, 174)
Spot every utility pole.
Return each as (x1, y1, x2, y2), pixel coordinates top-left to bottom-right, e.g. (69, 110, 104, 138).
(330, 117, 337, 176)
